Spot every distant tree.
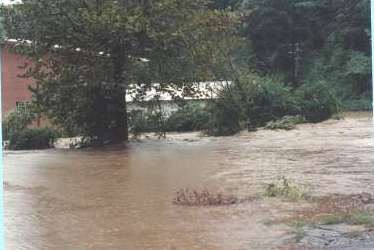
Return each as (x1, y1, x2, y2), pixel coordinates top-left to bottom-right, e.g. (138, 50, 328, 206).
(240, 0, 370, 95)
(0, 3, 32, 39)
(5, 0, 239, 143)
(0, 13, 5, 41)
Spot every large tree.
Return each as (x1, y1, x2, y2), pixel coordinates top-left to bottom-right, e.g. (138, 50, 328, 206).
(5, 0, 238, 143)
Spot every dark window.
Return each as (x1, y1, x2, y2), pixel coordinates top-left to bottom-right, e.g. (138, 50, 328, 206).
(15, 101, 31, 115)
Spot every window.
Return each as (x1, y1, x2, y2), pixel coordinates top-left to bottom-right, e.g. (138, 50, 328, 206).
(15, 101, 32, 115)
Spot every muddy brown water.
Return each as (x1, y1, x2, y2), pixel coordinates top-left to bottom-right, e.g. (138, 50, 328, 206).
(5, 112, 374, 250)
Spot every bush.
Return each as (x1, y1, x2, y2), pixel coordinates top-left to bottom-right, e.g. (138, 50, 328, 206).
(264, 177, 308, 201)
(173, 188, 238, 206)
(205, 74, 340, 136)
(128, 102, 211, 135)
(205, 74, 301, 136)
(205, 84, 244, 136)
(128, 110, 153, 135)
(128, 109, 168, 137)
(295, 81, 340, 123)
(3, 111, 35, 141)
(247, 76, 300, 126)
(165, 102, 210, 132)
(8, 128, 59, 150)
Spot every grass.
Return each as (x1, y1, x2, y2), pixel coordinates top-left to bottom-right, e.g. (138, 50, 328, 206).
(289, 210, 374, 231)
(317, 211, 374, 227)
(264, 115, 306, 130)
(264, 177, 308, 201)
(287, 210, 374, 244)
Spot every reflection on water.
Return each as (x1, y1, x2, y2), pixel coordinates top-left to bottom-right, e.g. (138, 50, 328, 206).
(5, 112, 374, 250)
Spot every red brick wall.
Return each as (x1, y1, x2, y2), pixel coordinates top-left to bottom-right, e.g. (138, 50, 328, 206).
(1, 46, 35, 116)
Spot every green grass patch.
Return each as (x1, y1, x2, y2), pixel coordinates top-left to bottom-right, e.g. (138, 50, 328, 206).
(289, 211, 374, 231)
(318, 211, 374, 227)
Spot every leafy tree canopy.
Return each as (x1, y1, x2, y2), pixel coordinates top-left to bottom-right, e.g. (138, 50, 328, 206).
(3, 0, 240, 143)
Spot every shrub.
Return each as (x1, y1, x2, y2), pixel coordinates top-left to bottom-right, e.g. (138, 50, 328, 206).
(205, 74, 301, 136)
(295, 81, 340, 123)
(165, 102, 210, 132)
(129, 102, 211, 135)
(264, 177, 308, 201)
(173, 188, 238, 206)
(128, 110, 152, 135)
(9, 128, 59, 150)
(205, 86, 243, 136)
(247, 76, 300, 126)
(206, 75, 340, 136)
(3, 111, 35, 140)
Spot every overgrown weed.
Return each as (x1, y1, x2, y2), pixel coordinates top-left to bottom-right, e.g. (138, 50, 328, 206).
(264, 177, 308, 201)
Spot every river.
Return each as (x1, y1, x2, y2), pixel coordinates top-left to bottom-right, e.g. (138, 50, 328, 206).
(4, 112, 374, 250)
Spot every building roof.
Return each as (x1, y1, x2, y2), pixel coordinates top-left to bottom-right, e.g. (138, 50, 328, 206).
(126, 81, 231, 102)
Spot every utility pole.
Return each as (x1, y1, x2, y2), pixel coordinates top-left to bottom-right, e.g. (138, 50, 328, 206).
(289, 0, 301, 88)
(288, 42, 302, 86)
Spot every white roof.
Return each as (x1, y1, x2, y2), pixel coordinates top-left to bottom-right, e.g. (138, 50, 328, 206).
(126, 81, 231, 102)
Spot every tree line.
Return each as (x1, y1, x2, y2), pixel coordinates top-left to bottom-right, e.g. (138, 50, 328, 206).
(0, 0, 371, 144)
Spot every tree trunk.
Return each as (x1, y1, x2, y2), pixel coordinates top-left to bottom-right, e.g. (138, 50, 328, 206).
(111, 48, 129, 143)
(118, 88, 129, 142)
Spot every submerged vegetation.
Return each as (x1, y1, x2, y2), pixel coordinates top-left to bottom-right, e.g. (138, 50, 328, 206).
(264, 177, 308, 201)
(265, 115, 306, 130)
(173, 188, 239, 206)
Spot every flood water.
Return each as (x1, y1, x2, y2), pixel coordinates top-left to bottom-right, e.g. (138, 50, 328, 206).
(5, 112, 374, 250)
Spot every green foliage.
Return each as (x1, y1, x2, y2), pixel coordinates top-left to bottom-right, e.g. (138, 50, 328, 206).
(128, 109, 165, 136)
(246, 76, 301, 126)
(205, 74, 338, 136)
(3, 0, 369, 143)
(306, 211, 374, 227)
(265, 115, 306, 130)
(5, 0, 238, 143)
(3, 111, 35, 140)
(0, 17, 5, 41)
(342, 97, 372, 111)
(165, 103, 210, 132)
(128, 110, 151, 136)
(241, 0, 371, 105)
(128, 102, 211, 135)
(3, 110, 59, 150)
(264, 176, 308, 201)
(8, 127, 59, 150)
(205, 84, 243, 136)
(295, 81, 340, 122)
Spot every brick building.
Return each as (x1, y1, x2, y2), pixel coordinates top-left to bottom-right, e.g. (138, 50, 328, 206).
(1, 41, 34, 117)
